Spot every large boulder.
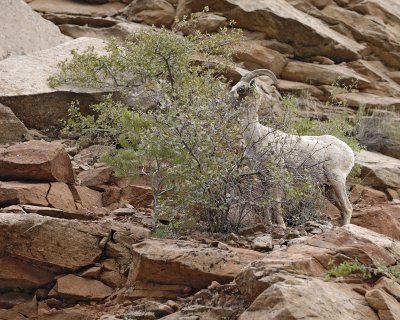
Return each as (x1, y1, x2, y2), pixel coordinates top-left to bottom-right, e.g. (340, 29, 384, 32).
(0, 104, 30, 144)
(356, 150, 400, 190)
(0, 141, 75, 183)
(0, 37, 108, 130)
(239, 276, 378, 320)
(123, 0, 176, 27)
(0, 213, 104, 271)
(127, 239, 263, 297)
(0, 0, 67, 60)
(176, 0, 364, 61)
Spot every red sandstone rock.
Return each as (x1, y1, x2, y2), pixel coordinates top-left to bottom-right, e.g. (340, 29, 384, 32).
(0, 141, 74, 183)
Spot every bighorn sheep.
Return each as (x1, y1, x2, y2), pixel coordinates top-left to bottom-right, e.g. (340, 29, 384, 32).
(230, 69, 355, 228)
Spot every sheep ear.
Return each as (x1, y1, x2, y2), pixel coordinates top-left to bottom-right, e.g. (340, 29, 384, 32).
(249, 79, 256, 87)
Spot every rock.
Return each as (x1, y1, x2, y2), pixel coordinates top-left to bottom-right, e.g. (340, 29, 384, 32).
(0, 38, 108, 130)
(99, 270, 124, 289)
(365, 288, 400, 320)
(0, 213, 105, 271)
(123, 282, 191, 300)
(0, 141, 74, 183)
(0, 292, 32, 309)
(0, 181, 49, 207)
(351, 204, 400, 240)
(0, 104, 30, 144)
(0, 0, 67, 60)
(59, 22, 148, 42)
(178, 13, 227, 35)
(251, 234, 274, 251)
(71, 186, 103, 209)
(334, 92, 400, 110)
(79, 266, 102, 279)
(120, 184, 153, 208)
(123, 0, 176, 27)
(382, 146, 400, 160)
(239, 276, 378, 320)
(322, 5, 400, 69)
(29, 0, 125, 16)
(22, 205, 94, 220)
(282, 61, 371, 88)
(0, 256, 54, 289)
(47, 182, 76, 211)
(234, 41, 287, 76)
(50, 274, 113, 301)
(127, 239, 263, 296)
(277, 80, 325, 99)
(374, 277, 400, 301)
(0, 205, 25, 214)
(78, 167, 113, 188)
(351, 184, 388, 206)
(356, 150, 400, 189)
(176, 0, 364, 61)
(236, 225, 400, 303)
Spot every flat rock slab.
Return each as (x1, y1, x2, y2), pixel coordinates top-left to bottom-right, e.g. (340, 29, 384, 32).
(128, 239, 263, 292)
(0, 0, 67, 60)
(239, 276, 378, 320)
(0, 140, 74, 183)
(282, 61, 371, 88)
(356, 150, 400, 190)
(0, 213, 104, 271)
(0, 181, 49, 207)
(29, 0, 125, 16)
(335, 92, 400, 111)
(0, 256, 54, 289)
(0, 37, 107, 130)
(50, 274, 113, 301)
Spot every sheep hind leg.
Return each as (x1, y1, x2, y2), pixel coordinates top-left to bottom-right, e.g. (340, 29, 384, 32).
(330, 179, 353, 226)
(272, 187, 286, 229)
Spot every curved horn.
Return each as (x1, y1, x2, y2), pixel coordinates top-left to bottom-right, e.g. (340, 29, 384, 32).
(241, 69, 278, 84)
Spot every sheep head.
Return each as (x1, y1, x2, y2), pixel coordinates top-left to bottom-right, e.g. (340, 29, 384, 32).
(230, 69, 278, 100)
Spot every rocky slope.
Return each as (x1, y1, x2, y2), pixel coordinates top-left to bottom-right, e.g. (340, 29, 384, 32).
(0, 0, 400, 319)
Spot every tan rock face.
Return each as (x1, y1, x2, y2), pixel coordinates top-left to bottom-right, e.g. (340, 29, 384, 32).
(123, 0, 176, 27)
(127, 239, 263, 296)
(0, 141, 74, 183)
(239, 276, 378, 320)
(0, 0, 67, 60)
(0, 38, 108, 130)
(356, 150, 400, 190)
(234, 41, 287, 76)
(71, 185, 103, 209)
(78, 166, 113, 188)
(0, 104, 30, 144)
(47, 182, 76, 211)
(0, 181, 49, 207)
(282, 61, 371, 88)
(352, 204, 400, 240)
(365, 288, 400, 320)
(176, 0, 364, 61)
(50, 274, 113, 301)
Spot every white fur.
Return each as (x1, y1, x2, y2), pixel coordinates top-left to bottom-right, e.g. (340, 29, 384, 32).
(231, 73, 355, 228)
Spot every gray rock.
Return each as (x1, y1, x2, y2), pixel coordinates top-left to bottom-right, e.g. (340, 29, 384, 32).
(0, 0, 67, 60)
(0, 103, 30, 144)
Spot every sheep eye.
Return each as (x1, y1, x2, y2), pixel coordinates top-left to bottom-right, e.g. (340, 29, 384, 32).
(237, 87, 246, 95)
